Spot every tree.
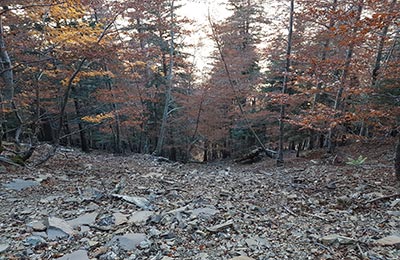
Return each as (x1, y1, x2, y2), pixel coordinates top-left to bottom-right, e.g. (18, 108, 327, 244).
(277, 0, 294, 166)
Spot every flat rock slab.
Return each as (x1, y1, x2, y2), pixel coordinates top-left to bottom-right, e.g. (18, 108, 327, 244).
(27, 220, 47, 231)
(109, 233, 147, 251)
(129, 211, 154, 225)
(230, 257, 256, 260)
(113, 212, 128, 226)
(24, 236, 46, 247)
(207, 219, 234, 232)
(376, 235, 400, 246)
(191, 207, 219, 218)
(67, 212, 98, 228)
(0, 243, 9, 253)
(56, 250, 89, 260)
(321, 234, 355, 245)
(112, 194, 151, 210)
(46, 217, 75, 240)
(3, 179, 39, 191)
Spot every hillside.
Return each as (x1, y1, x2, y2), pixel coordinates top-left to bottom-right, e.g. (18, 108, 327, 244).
(1, 141, 399, 260)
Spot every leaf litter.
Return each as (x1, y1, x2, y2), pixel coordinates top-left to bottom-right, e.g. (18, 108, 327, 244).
(0, 143, 399, 259)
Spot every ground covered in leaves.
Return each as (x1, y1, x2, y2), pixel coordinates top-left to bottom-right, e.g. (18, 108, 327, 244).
(0, 141, 399, 260)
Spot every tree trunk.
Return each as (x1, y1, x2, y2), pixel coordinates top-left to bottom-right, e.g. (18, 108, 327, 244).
(328, 1, 364, 153)
(372, 0, 396, 87)
(73, 98, 89, 152)
(0, 12, 14, 102)
(277, 0, 294, 166)
(395, 134, 400, 181)
(155, 0, 175, 156)
(104, 68, 121, 154)
(312, 0, 338, 108)
(0, 10, 12, 143)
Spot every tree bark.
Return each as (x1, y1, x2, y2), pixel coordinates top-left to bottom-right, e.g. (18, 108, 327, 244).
(277, 0, 294, 166)
(328, 1, 364, 153)
(0, 12, 14, 102)
(54, 19, 115, 145)
(155, 0, 175, 156)
(371, 0, 396, 87)
(396, 134, 400, 180)
(312, 0, 338, 108)
(73, 97, 89, 152)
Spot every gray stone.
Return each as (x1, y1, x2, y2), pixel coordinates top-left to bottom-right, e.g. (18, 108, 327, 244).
(230, 257, 255, 260)
(111, 194, 151, 210)
(191, 207, 219, 218)
(129, 211, 153, 225)
(321, 234, 355, 245)
(24, 236, 46, 247)
(0, 243, 9, 253)
(27, 220, 47, 231)
(113, 212, 128, 226)
(32, 232, 48, 238)
(99, 251, 117, 260)
(3, 179, 39, 191)
(57, 250, 89, 260)
(376, 235, 400, 246)
(207, 219, 234, 232)
(109, 233, 147, 251)
(46, 217, 75, 240)
(67, 212, 98, 228)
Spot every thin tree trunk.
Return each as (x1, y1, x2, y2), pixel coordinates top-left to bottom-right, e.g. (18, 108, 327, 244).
(155, 0, 175, 156)
(73, 97, 89, 152)
(312, 0, 338, 108)
(55, 19, 115, 144)
(395, 134, 400, 181)
(277, 0, 294, 166)
(328, 1, 364, 153)
(0, 12, 13, 102)
(104, 67, 121, 154)
(208, 13, 275, 158)
(0, 10, 12, 143)
(371, 0, 396, 87)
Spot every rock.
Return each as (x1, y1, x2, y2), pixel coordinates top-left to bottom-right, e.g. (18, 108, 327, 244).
(24, 236, 46, 247)
(0, 243, 9, 253)
(376, 235, 400, 246)
(46, 217, 75, 240)
(113, 212, 128, 226)
(99, 251, 118, 260)
(388, 211, 400, 216)
(67, 212, 98, 228)
(195, 253, 210, 260)
(139, 240, 151, 249)
(129, 211, 153, 225)
(57, 250, 89, 260)
(98, 215, 114, 226)
(111, 194, 151, 210)
(321, 234, 355, 245)
(109, 233, 147, 251)
(27, 220, 47, 231)
(191, 207, 219, 218)
(3, 179, 39, 191)
(229, 256, 255, 260)
(207, 219, 234, 232)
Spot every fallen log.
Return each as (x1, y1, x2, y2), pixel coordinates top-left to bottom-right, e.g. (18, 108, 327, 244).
(235, 147, 277, 164)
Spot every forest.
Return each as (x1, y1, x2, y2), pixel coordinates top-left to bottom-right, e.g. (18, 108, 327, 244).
(0, 0, 399, 170)
(1, 1, 400, 259)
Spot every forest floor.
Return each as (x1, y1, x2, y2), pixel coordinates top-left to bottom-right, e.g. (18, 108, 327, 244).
(0, 140, 400, 260)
